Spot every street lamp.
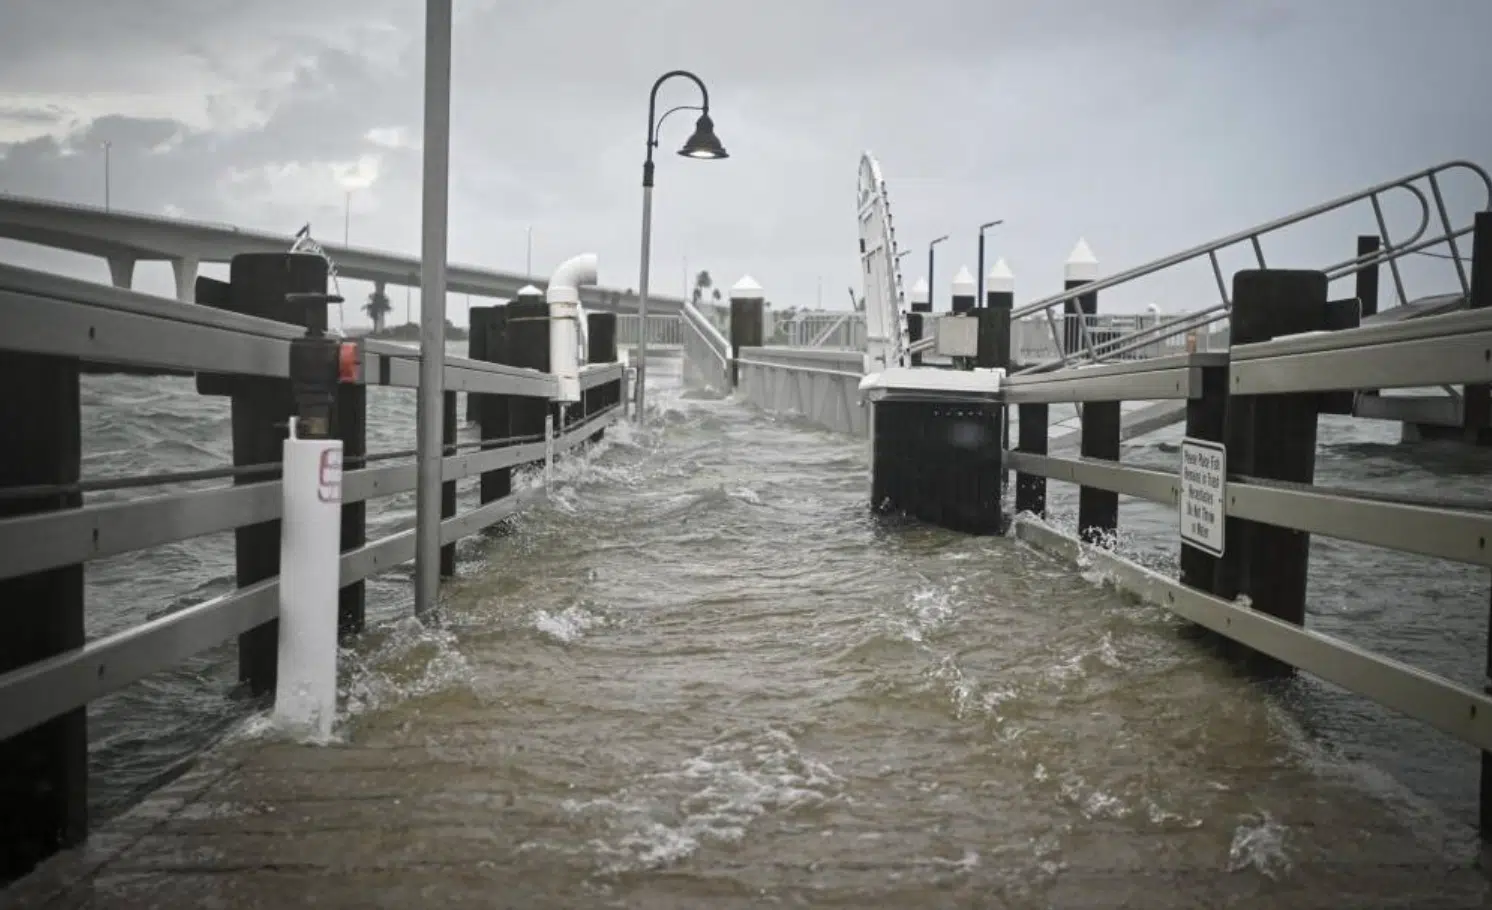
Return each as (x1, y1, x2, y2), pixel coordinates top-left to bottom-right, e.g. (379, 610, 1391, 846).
(633, 69, 728, 419)
(927, 234, 949, 312)
(977, 219, 1004, 305)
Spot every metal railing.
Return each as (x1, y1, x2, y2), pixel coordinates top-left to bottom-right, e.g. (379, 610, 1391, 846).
(769, 310, 867, 349)
(1001, 300, 1492, 767)
(679, 300, 732, 393)
(1011, 160, 1492, 375)
(0, 261, 625, 807)
(1012, 312, 1229, 365)
(734, 346, 867, 436)
(615, 313, 683, 347)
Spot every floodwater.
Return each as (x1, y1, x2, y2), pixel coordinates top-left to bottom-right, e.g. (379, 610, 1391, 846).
(49, 354, 1492, 906)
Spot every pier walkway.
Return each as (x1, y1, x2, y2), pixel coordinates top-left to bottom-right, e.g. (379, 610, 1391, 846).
(8, 364, 1491, 909)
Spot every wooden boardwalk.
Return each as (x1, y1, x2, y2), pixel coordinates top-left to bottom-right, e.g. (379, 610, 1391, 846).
(8, 693, 1491, 909)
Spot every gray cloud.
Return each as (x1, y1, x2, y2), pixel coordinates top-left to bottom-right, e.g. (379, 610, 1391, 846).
(1, 0, 1490, 323)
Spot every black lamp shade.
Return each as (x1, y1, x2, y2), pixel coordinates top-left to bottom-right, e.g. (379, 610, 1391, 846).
(678, 112, 728, 160)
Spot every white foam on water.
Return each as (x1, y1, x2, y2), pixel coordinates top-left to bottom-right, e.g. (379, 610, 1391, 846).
(564, 727, 844, 874)
(338, 615, 473, 721)
(1227, 810, 1292, 879)
(533, 605, 606, 643)
(727, 486, 763, 506)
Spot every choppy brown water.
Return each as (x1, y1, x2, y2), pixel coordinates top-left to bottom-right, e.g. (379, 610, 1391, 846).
(71, 355, 1492, 906)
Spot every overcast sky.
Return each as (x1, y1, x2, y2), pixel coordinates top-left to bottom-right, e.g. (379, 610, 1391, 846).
(1, 0, 1490, 326)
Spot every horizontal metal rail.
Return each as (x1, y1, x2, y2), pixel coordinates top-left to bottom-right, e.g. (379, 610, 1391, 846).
(736, 357, 864, 380)
(0, 404, 622, 741)
(0, 403, 621, 581)
(1002, 353, 1224, 404)
(1014, 518, 1492, 754)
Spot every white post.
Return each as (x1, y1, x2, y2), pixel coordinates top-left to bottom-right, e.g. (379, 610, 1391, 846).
(274, 420, 343, 739)
(544, 413, 555, 489)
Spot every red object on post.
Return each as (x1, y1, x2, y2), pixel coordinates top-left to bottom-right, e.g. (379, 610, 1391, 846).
(338, 343, 359, 383)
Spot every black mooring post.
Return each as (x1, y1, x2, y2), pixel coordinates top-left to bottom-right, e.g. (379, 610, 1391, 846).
(1356, 234, 1382, 320)
(1216, 269, 1327, 677)
(0, 350, 85, 885)
(466, 306, 493, 423)
(1077, 400, 1120, 546)
(730, 291, 765, 389)
(587, 312, 618, 439)
(478, 306, 511, 507)
(507, 293, 551, 474)
(215, 252, 329, 696)
(1015, 403, 1048, 518)
(440, 389, 457, 577)
(1464, 212, 1491, 445)
(1178, 362, 1228, 596)
(335, 380, 366, 637)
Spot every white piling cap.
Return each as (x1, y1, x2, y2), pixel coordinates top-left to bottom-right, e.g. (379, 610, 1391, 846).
(516, 284, 543, 298)
(730, 274, 764, 299)
(986, 257, 1014, 294)
(1064, 238, 1099, 283)
(910, 277, 929, 304)
(951, 266, 976, 298)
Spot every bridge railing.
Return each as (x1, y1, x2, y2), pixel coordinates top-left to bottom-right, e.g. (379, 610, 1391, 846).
(1001, 250, 1492, 818)
(615, 313, 683, 347)
(0, 258, 624, 880)
(735, 346, 867, 436)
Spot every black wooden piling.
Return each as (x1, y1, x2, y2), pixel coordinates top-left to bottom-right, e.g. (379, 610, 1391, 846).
(475, 306, 512, 507)
(587, 312, 618, 437)
(1015, 403, 1048, 518)
(0, 350, 85, 886)
(1356, 234, 1382, 320)
(336, 382, 367, 637)
(1077, 401, 1120, 546)
(729, 287, 765, 389)
(199, 253, 328, 696)
(1463, 212, 1491, 445)
(1178, 361, 1228, 595)
(909, 282, 930, 366)
(950, 267, 976, 315)
(869, 400, 1002, 533)
(466, 306, 494, 423)
(1216, 269, 1327, 676)
(507, 292, 550, 473)
(440, 390, 457, 576)
(1319, 296, 1362, 416)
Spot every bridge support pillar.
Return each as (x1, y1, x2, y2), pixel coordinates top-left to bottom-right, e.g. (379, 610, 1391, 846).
(0, 349, 85, 886)
(1216, 268, 1327, 676)
(106, 255, 135, 290)
(171, 255, 200, 304)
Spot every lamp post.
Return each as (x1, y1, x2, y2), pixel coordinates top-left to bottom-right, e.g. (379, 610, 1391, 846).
(633, 70, 728, 420)
(927, 234, 949, 313)
(977, 219, 1004, 306)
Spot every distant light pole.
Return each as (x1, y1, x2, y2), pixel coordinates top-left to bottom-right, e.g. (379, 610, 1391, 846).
(633, 69, 729, 420)
(102, 141, 111, 211)
(343, 190, 352, 246)
(526, 225, 533, 274)
(977, 219, 1004, 305)
(928, 234, 949, 312)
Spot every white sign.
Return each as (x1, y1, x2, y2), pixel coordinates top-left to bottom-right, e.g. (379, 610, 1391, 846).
(1179, 437, 1225, 556)
(317, 448, 343, 504)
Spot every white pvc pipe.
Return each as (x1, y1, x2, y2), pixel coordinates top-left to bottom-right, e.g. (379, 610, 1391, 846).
(274, 422, 344, 740)
(548, 252, 598, 403)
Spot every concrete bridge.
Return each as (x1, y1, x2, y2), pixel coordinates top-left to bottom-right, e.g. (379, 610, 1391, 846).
(0, 191, 682, 315)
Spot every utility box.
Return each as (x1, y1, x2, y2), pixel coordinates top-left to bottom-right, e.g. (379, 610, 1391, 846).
(935, 314, 979, 358)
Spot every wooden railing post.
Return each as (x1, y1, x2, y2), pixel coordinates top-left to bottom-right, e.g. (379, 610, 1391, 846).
(1216, 268, 1328, 676)
(440, 389, 457, 577)
(1077, 399, 1120, 546)
(335, 380, 366, 637)
(1015, 403, 1048, 519)
(0, 349, 85, 885)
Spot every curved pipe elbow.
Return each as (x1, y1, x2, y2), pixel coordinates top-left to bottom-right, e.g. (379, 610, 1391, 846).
(546, 253, 598, 303)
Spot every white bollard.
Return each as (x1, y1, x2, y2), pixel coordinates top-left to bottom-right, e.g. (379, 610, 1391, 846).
(544, 413, 555, 490)
(273, 419, 344, 740)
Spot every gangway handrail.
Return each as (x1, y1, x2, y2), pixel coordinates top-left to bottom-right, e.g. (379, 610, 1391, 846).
(680, 299, 730, 367)
(1015, 218, 1480, 375)
(1009, 160, 1491, 375)
(809, 312, 852, 347)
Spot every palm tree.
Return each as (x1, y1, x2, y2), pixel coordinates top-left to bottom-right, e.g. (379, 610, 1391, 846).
(363, 286, 392, 332)
(691, 269, 713, 305)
